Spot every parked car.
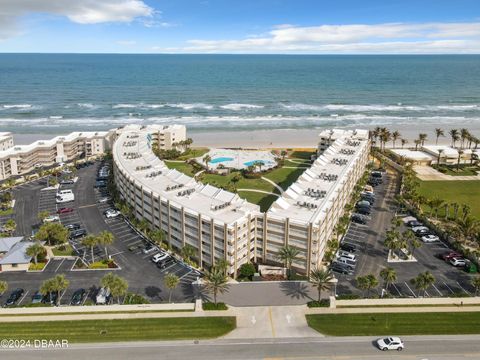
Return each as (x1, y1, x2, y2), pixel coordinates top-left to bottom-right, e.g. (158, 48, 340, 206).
(31, 291, 43, 304)
(156, 257, 176, 269)
(336, 250, 357, 261)
(449, 257, 466, 267)
(94, 181, 107, 188)
(351, 214, 368, 224)
(4, 288, 24, 307)
(70, 289, 86, 305)
(441, 251, 463, 261)
(331, 263, 354, 275)
(97, 197, 111, 203)
(42, 291, 58, 305)
(57, 207, 74, 214)
(152, 252, 169, 263)
(334, 257, 356, 268)
(356, 200, 372, 208)
(66, 223, 81, 231)
(360, 195, 375, 204)
(43, 215, 60, 223)
(421, 234, 440, 243)
(96, 287, 111, 305)
(376, 337, 404, 351)
(104, 209, 121, 218)
(340, 243, 357, 253)
(371, 171, 383, 178)
(411, 226, 429, 234)
(414, 229, 430, 237)
(70, 229, 87, 239)
(60, 179, 75, 185)
(356, 207, 371, 216)
(407, 220, 423, 228)
(142, 243, 158, 254)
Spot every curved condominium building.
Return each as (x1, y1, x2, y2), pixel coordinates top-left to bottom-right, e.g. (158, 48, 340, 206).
(113, 125, 369, 276)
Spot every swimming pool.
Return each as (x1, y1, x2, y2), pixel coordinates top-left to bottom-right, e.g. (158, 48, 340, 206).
(244, 160, 271, 166)
(210, 157, 234, 164)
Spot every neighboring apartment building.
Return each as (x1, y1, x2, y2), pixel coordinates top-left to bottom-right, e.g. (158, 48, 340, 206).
(113, 125, 369, 276)
(113, 125, 259, 276)
(114, 124, 186, 150)
(0, 133, 14, 152)
(0, 131, 113, 181)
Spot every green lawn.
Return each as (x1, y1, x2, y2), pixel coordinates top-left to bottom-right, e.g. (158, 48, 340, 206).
(284, 159, 311, 168)
(433, 165, 480, 176)
(164, 161, 197, 177)
(237, 191, 279, 212)
(289, 149, 316, 160)
(176, 147, 209, 160)
(264, 167, 306, 191)
(307, 312, 480, 336)
(0, 208, 13, 216)
(0, 317, 236, 343)
(418, 180, 480, 219)
(52, 244, 75, 256)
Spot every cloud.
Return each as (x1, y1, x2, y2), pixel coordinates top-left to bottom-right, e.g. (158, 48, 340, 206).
(0, 0, 154, 40)
(157, 22, 480, 54)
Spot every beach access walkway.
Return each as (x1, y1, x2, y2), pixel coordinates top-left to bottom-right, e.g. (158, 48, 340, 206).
(414, 165, 480, 181)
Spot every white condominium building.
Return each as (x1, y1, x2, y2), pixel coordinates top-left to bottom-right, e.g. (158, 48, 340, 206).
(113, 125, 259, 276)
(114, 124, 186, 150)
(113, 125, 369, 275)
(0, 133, 14, 152)
(266, 129, 369, 273)
(0, 131, 112, 181)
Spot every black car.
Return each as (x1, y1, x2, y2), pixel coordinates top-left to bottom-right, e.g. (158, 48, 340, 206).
(360, 195, 375, 204)
(340, 243, 357, 253)
(331, 263, 354, 275)
(66, 223, 81, 231)
(156, 257, 176, 269)
(368, 177, 382, 186)
(407, 220, 423, 228)
(70, 228, 87, 239)
(356, 207, 371, 216)
(70, 289, 86, 305)
(94, 181, 107, 188)
(351, 214, 368, 224)
(4, 288, 24, 307)
(371, 171, 383, 178)
(42, 291, 58, 305)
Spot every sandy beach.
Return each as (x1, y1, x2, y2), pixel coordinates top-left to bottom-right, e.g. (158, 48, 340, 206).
(11, 125, 480, 149)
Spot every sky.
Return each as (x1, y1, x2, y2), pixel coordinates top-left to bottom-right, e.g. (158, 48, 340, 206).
(0, 0, 480, 54)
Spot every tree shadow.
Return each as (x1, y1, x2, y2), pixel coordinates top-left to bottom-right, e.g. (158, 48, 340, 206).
(145, 286, 162, 300)
(279, 281, 314, 300)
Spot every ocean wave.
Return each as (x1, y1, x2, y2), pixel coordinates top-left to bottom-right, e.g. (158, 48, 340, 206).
(1, 104, 33, 109)
(77, 103, 99, 109)
(220, 103, 264, 111)
(165, 103, 214, 110)
(49, 116, 63, 119)
(280, 103, 479, 112)
(112, 104, 137, 109)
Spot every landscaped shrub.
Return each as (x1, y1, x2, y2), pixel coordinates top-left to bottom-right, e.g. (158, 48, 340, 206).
(203, 302, 228, 311)
(336, 294, 361, 300)
(24, 302, 52, 308)
(238, 263, 256, 280)
(123, 292, 151, 304)
(307, 299, 330, 308)
(29, 262, 47, 271)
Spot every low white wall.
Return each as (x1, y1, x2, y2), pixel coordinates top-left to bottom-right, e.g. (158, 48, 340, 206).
(334, 297, 480, 307)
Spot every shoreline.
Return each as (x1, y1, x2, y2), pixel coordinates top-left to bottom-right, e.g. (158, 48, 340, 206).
(11, 126, 480, 149)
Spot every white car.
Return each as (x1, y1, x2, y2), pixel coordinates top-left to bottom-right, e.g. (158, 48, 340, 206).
(421, 234, 439, 243)
(104, 209, 121, 218)
(411, 226, 429, 233)
(376, 337, 404, 351)
(449, 257, 466, 267)
(43, 215, 60, 223)
(151, 252, 169, 263)
(336, 250, 357, 262)
(98, 197, 111, 203)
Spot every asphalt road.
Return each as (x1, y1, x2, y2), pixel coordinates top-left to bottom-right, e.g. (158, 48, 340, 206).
(1, 335, 480, 360)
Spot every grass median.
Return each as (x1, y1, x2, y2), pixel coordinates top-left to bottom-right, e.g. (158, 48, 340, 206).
(306, 312, 480, 336)
(0, 317, 236, 343)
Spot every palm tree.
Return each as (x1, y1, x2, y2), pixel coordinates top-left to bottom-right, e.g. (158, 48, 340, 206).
(164, 273, 180, 303)
(436, 149, 444, 165)
(411, 271, 435, 297)
(181, 244, 196, 264)
(280, 150, 287, 160)
(449, 129, 459, 147)
(414, 139, 421, 151)
(457, 216, 480, 242)
(401, 139, 408, 148)
(150, 229, 165, 249)
(418, 133, 428, 146)
(435, 128, 445, 145)
(98, 231, 115, 259)
(380, 267, 397, 294)
(460, 128, 470, 149)
(26, 242, 45, 265)
(40, 275, 69, 306)
(101, 273, 128, 304)
(452, 202, 460, 220)
(356, 274, 378, 297)
(309, 268, 333, 301)
(253, 160, 263, 172)
(37, 210, 50, 223)
(81, 235, 98, 262)
(203, 154, 212, 171)
(3, 219, 16, 234)
(0, 281, 8, 295)
(471, 277, 480, 296)
(391, 131, 401, 149)
(409, 237, 422, 258)
(461, 204, 471, 221)
(277, 245, 300, 278)
(379, 130, 391, 151)
(204, 267, 229, 305)
(430, 197, 444, 218)
(457, 149, 464, 171)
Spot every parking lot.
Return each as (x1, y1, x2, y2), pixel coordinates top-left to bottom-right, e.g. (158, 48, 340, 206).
(334, 170, 476, 298)
(0, 161, 199, 306)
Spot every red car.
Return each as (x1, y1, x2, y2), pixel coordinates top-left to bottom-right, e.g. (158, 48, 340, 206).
(441, 251, 462, 261)
(57, 207, 74, 214)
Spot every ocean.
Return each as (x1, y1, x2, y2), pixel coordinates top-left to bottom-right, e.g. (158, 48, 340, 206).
(1, 54, 480, 135)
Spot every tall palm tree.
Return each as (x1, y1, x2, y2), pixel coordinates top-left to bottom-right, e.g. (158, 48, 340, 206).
(164, 273, 180, 303)
(429, 198, 444, 218)
(436, 149, 444, 165)
(204, 267, 229, 305)
(26, 242, 45, 265)
(457, 216, 480, 242)
(449, 129, 459, 147)
(391, 131, 401, 149)
(150, 229, 165, 249)
(380, 267, 397, 294)
(81, 235, 98, 262)
(181, 244, 196, 263)
(418, 133, 428, 146)
(98, 231, 115, 259)
(461, 204, 471, 221)
(40, 275, 69, 306)
(356, 274, 378, 297)
(401, 139, 408, 148)
(0, 281, 7, 295)
(101, 273, 128, 304)
(460, 128, 470, 149)
(414, 139, 421, 151)
(277, 245, 300, 278)
(457, 149, 464, 171)
(309, 268, 333, 301)
(411, 271, 435, 297)
(471, 277, 480, 296)
(202, 154, 212, 171)
(435, 128, 445, 145)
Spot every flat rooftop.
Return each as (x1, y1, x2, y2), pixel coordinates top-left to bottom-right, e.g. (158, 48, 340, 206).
(113, 130, 260, 226)
(268, 133, 369, 225)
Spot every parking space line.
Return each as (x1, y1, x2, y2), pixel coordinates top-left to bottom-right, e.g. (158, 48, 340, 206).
(55, 258, 66, 272)
(404, 281, 416, 297)
(443, 282, 455, 294)
(432, 283, 443, 296)
(17, 290, 30, 305)
(58, 289, 67, 304)
(456, 281, 471, 295)
(82, 290, 91, 305)
(391, 283, 402, 297)
(178, 270, 193, 280)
